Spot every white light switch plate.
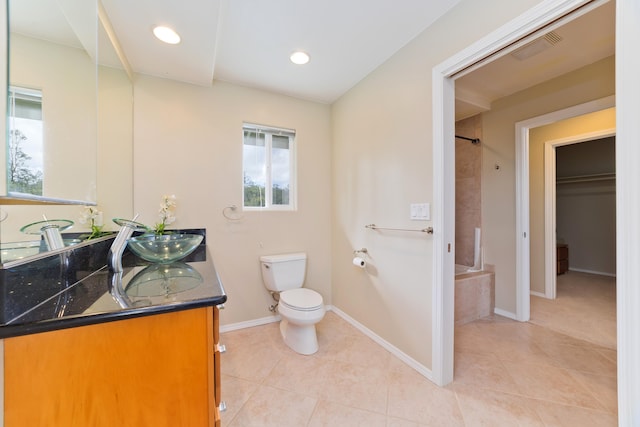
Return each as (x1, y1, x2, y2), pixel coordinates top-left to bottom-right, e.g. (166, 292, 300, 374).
(410, 203, 430, 220)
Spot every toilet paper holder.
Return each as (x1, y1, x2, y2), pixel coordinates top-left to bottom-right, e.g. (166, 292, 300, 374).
(352, 248, 368, 269)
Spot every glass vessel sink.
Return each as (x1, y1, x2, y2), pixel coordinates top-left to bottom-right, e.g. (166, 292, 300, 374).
(127, 233, 203, 264)
(20, 219, 74, 235)
(20, 219, 75, 251)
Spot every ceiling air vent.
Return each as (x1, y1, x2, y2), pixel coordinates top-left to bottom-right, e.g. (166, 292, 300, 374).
(510, 31, 563, 61)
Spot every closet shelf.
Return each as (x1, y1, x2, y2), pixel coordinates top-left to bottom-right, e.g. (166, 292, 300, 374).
(556, 172, 615, 185)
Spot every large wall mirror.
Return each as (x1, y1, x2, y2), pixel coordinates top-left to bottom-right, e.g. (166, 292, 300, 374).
(0, 0, 134, 263)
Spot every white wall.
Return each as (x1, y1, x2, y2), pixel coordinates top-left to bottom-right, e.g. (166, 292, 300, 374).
(331, 0, 544, 370)
(96, 65, 134, 227)
(132, 76, 332, 326)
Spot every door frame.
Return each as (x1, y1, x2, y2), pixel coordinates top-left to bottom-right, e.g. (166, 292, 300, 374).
(431, 0, 604, 387)
(432, 0, 640, 423)
(514, 97, 615, 315)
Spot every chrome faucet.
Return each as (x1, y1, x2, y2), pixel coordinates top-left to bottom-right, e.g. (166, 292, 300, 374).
(108, 217, 148, 272)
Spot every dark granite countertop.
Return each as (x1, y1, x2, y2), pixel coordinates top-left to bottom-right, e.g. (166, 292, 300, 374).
(0, 229, 226, 339)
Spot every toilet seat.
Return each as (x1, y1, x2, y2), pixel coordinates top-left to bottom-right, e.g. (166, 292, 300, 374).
(280, 288, 323, 311)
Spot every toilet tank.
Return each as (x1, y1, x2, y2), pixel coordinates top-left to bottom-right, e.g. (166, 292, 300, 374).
(259, 252, 307, 292)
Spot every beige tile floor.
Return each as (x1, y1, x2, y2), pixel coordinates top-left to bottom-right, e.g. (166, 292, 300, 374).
(220, 276, 617, 426)
(530, 271, 616, 349)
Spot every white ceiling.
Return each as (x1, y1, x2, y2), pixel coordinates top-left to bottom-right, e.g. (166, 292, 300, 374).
(455, 1, 615, 120)
(10, 0, 80, 47)
(10, 0, 615, 111)
(100, 0, 463, 103)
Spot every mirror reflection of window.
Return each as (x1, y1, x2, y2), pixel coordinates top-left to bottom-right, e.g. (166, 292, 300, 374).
(8, 86, 44, 196)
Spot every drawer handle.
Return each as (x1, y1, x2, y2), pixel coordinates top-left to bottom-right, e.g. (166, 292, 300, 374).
(217, 304, 225, 310)
(219, 401, 227, 412)
(217, 344, 227, 353)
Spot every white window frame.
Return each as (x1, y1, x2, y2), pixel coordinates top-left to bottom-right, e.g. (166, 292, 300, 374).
(242, 122, 297, 211)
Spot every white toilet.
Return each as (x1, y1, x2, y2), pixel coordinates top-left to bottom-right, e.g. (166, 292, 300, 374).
(260, 253, 325, 355)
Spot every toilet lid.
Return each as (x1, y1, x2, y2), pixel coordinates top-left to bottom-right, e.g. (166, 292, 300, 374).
(280, 288, 323, 311)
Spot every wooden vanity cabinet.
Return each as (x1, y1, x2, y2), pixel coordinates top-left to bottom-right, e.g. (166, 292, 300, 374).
(4, 306, 221, 427)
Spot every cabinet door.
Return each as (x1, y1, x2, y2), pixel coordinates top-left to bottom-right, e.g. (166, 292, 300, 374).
(5, 308, 214, 427)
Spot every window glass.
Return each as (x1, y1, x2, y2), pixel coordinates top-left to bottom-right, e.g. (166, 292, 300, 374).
(8, 87, 44, 196)
(242, 124, 295, 210)
(271, 135, 290, 206)
(243, 131, 266, 207)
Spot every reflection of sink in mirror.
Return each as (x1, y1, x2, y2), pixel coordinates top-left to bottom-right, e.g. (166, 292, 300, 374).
(125, 263, 203, 297)
(83, 291, 124, 315)
(84, 268, 138, 314)
(0, 241, 41, 262)
(1, 239, 81, 263)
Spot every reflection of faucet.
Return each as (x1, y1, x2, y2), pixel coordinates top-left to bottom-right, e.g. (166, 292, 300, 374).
(53, 253, 73, 317)
(42, 224, 65, 250)
(108, 271, 133, 308)
(109, 269, 152, 308)
(108, 217, 148, 272)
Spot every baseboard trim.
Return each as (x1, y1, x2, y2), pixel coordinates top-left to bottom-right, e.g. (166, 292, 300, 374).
(219, 305, 335, 333)
(568, 268, 616, 278)
(219, 314, 280, 333)
(219, 305, 434, 382)
(494, 307, 517, 320)
(330, 305, 433, 382)
(530, 291, 546, 298)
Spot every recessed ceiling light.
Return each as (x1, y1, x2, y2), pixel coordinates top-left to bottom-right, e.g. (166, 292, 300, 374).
(153, 26, 181, 45)
(290, 51, 310, 65)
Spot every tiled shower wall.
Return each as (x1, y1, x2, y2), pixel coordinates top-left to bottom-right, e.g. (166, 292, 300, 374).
(455, 115, 482, 267)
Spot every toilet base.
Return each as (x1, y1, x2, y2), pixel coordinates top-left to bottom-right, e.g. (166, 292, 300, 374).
(279, 319, 319, 355)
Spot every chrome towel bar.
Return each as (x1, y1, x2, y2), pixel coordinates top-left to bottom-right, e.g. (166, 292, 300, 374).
(366, 224, 433, 234)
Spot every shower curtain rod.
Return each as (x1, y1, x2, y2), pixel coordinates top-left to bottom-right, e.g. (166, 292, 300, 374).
(455, 135, 481, 144)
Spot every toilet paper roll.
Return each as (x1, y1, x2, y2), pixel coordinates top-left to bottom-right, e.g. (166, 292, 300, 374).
(353, 257, 366, 268)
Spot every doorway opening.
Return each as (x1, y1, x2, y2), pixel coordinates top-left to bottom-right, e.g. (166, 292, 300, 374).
(514, 97, 615, 321)
(434, 0, 638, 419)
(432, 0, 617, 387)
(529, 129, 617, 349)
(541, 129, 616, 298)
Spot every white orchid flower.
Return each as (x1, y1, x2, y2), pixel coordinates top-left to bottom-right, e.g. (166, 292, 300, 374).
(155, 194, 177, 234)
